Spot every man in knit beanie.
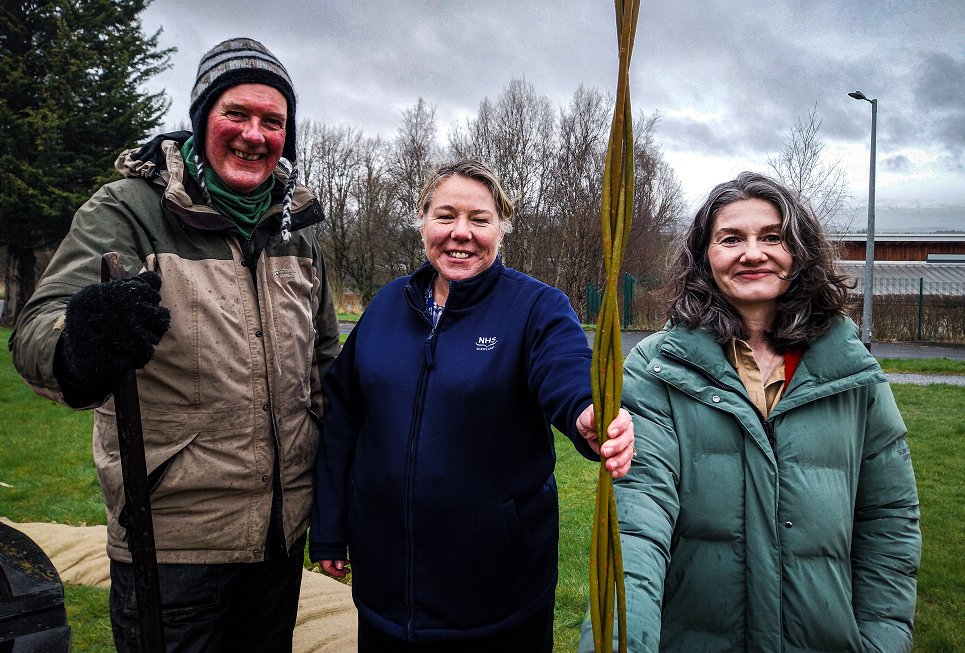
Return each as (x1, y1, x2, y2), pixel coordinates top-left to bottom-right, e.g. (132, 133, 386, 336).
(10, 37, 341, 652)
(190, 37, 298, 166)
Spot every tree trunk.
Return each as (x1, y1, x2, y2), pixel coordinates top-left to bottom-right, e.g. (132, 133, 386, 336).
(2, 246, 36, 327)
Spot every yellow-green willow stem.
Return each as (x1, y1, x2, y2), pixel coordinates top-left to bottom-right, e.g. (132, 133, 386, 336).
(589, 0, 639, 651)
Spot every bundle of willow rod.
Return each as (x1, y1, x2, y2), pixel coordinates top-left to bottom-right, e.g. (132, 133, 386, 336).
(589, 0, 639, 651)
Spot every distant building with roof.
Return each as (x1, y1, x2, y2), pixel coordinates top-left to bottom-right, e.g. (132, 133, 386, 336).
(834, 233, 965, 296)
(836, 233, 965, 262)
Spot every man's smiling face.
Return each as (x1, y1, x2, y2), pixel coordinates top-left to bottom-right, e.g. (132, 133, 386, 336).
(204, 83, 287, 194)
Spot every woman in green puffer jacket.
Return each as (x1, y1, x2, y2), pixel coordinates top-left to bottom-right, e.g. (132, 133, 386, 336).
(581, 171, 920, 652)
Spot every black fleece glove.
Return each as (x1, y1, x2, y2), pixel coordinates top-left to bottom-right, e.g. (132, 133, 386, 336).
(56, 271, 171, 402)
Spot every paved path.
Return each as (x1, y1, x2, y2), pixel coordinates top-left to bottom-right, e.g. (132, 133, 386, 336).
(587, 330, 965, 362)
(587, 330, 965, 385)
(885, 373, 965, 386)
(343, 321, 964, 362)
(867, 341, 965, 361)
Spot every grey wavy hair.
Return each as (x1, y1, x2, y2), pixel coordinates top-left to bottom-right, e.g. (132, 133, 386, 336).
(667, 171, 852, 350)
(412, 158, 515, 233)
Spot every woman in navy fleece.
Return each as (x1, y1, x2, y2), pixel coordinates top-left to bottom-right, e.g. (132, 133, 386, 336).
(310, 159, 634, 652)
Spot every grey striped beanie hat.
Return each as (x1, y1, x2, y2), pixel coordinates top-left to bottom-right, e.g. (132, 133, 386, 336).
(189, 37, 297, 162)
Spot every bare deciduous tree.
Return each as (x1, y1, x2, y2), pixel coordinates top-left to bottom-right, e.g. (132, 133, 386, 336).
(768, 105, 851, 228)
(296, 80, 688, 322)
(613, 111, 688, 326)
(345, 137, 396, 302)
(450, 79, 556, 275)
(627, 112, 686, 271)
(388, 98, 440, 272)
(550, 85, 609, 310)
(303, 122, 363, 300)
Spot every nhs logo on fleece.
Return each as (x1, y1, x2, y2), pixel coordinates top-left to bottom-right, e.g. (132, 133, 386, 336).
(475, 336, 498, 351)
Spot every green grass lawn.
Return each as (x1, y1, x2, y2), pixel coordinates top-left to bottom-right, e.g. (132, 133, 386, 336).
(893, 383, 965, 652)
(0, 333, 101, 526)
(879, 357, 965, 375)
(2, 326, 962, 651)
(555, 431, 599, 648)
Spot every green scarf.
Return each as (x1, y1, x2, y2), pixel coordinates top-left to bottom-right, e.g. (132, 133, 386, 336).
(180, 136, 274, 240)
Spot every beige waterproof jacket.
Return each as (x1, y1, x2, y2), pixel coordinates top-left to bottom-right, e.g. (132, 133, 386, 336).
(10, 135, 340, 564)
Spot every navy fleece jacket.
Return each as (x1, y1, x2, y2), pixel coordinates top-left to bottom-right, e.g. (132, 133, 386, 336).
(310, 258, 596, 641)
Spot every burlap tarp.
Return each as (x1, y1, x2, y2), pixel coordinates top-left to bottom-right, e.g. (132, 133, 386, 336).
(1, 519, 357, 652)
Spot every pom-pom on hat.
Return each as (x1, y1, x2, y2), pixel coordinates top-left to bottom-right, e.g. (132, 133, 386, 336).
(189, 37, 297, 163)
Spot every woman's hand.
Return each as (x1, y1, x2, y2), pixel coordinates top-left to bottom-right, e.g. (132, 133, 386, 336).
(577, 405, 635, 478)
(320, 559, 351, 579)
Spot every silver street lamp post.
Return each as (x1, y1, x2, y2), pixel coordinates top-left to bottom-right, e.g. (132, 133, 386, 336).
(849, 90, 877, 351)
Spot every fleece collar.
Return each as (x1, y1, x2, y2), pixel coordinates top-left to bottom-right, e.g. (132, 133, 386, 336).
(407, 257, 504, 313)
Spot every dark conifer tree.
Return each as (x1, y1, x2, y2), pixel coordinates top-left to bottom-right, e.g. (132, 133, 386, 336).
(0, 0, 171, 324)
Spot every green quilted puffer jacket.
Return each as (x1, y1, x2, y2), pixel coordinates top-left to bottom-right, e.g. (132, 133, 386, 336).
(580, 317, 920, 652)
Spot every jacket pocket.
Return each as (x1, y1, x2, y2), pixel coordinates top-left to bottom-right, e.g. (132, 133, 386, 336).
(499, 498, 526, 575)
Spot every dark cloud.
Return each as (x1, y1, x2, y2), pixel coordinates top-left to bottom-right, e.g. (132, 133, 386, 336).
(659, 116, 745, 157)
(913, 52, 965, 154)
(143, 1, 962, 154)
(883, 154, 913, 174)
(915, 52, 965, 108)
(140, 0, 965, 226)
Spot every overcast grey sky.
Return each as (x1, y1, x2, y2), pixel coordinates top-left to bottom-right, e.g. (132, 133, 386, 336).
(141, 0, 965, 233)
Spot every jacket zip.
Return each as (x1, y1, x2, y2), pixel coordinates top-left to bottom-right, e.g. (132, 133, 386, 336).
(400, 285, 441, 639)
(244, 237, 286, 558)
(662, 347, 784, 646)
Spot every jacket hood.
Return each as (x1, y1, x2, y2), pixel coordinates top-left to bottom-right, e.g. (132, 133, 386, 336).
(649, 317, 886, 417)
(113, 131, 322, 237)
